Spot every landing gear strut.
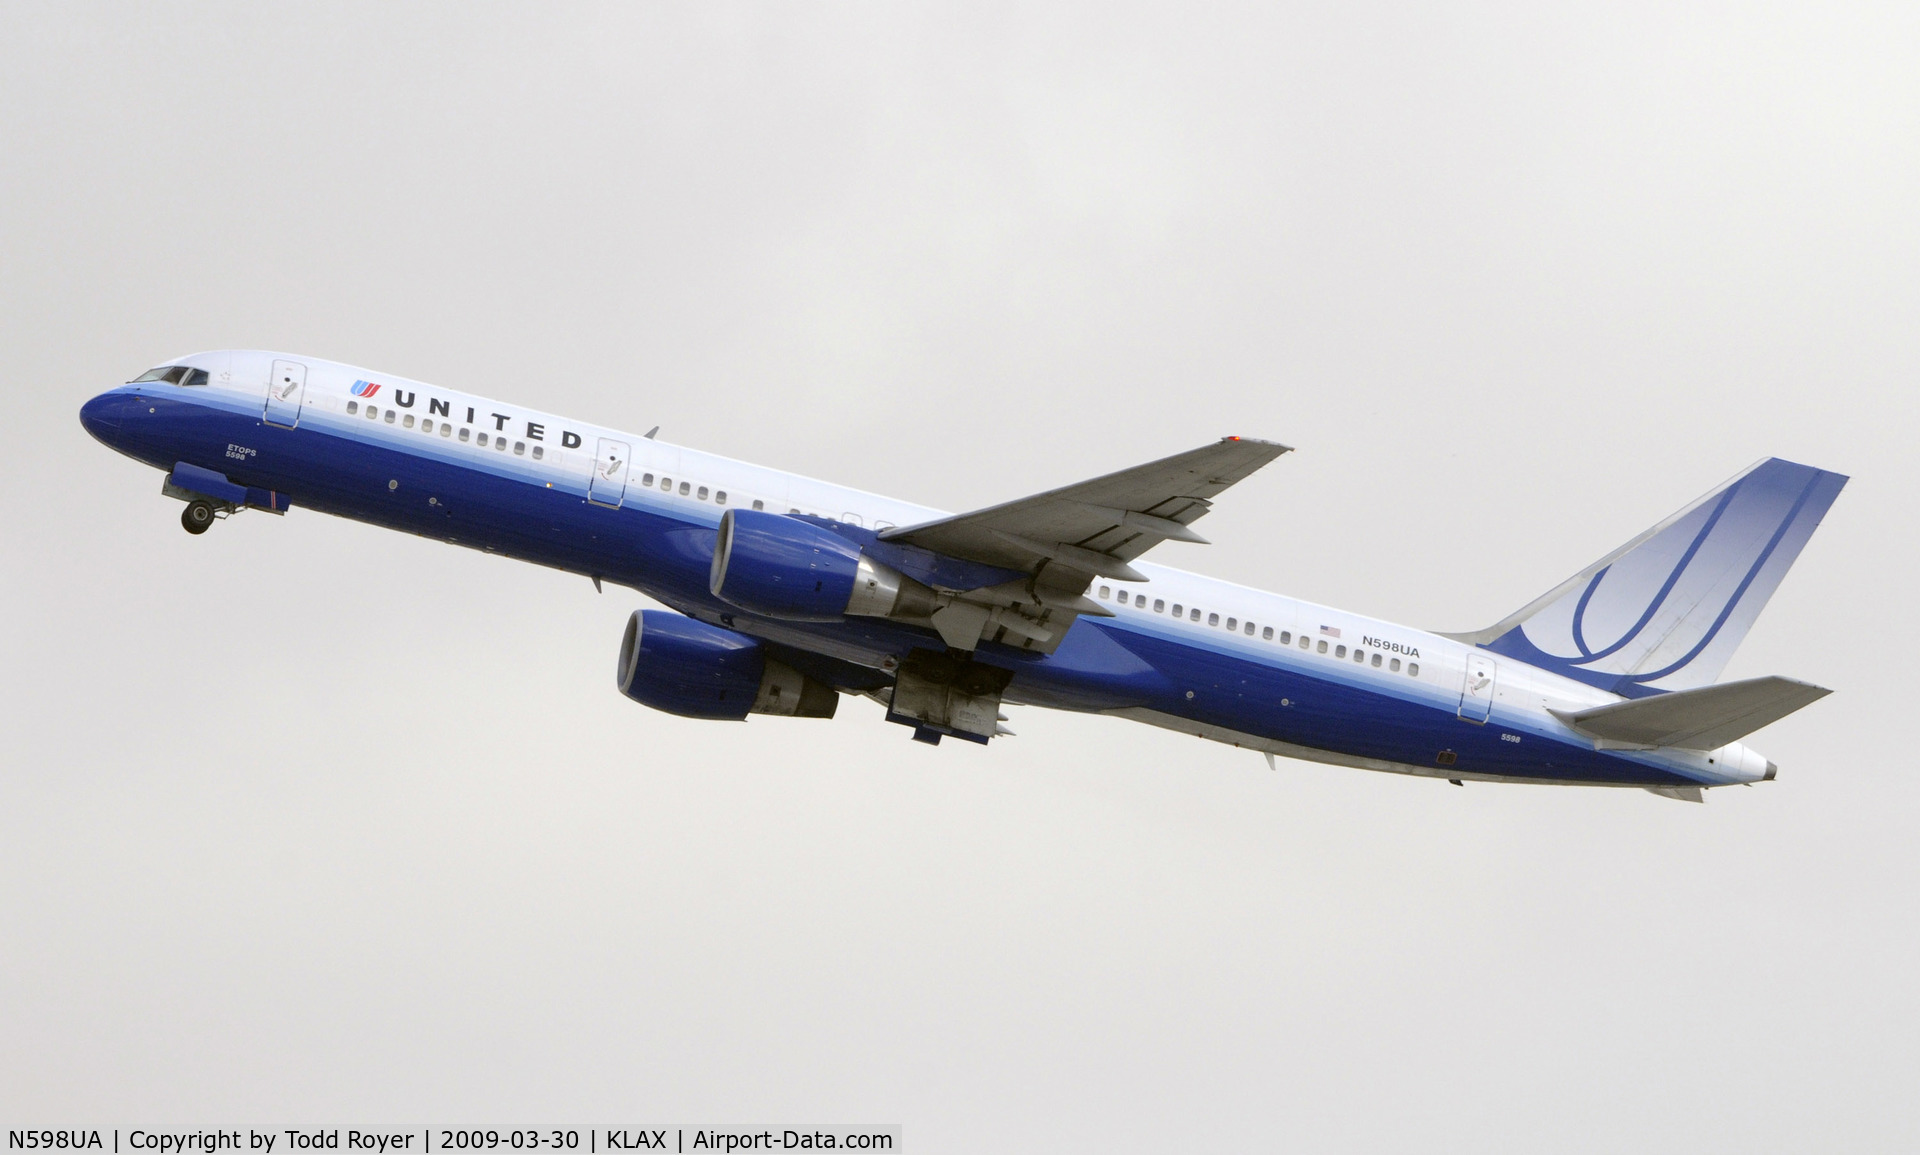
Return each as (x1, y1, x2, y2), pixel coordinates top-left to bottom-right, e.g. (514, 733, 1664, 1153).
(181, 499, 215, 535)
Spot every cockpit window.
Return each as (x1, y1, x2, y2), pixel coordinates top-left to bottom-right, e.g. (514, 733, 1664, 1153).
(131, 365, 208, 386)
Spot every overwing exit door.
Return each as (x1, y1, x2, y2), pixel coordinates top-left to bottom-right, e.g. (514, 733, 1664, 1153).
(1458, 653, 1498, 723)
(588, 438, 631, 508)
(264, 360, 307, 428)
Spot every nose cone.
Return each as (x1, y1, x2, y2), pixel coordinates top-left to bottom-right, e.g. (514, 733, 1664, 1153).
(79, 392, 123, 443)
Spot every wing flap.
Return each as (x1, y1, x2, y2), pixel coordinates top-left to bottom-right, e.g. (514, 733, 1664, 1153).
(1550, 675, 1831, 751)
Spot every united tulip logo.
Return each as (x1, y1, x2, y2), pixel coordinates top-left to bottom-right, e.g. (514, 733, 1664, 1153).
(350, 380, 382, 398)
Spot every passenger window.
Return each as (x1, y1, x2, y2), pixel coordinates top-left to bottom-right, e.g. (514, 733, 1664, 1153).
(513, 441, 525, 455)
(403, 415, 415, 429)
(495, 437, 506, 451)
(1153, 599, 1165, 613)
(1280, 631, 1291, 644)
(1371, 653, 1382, 667)
(662, 477, 672, 490)
(346, 400, 358, 415)
(421, 420, 432, 433)
(1116, 591, 1128, 605)
(1408, 663, 1420, 677)
(1317, 640, 1328, 654)
(1390, 658, 1401, 672)
(679, 481, 690, 495)
(1262, 627, 1274, 641)
(1226, 617, 1237, 631)
(642, 473, 654, 486)
(1353, 649, 1364, 662)
(1208, 613, 1220, 627)
(478, 432, 488, 447)
(367, 406, 379, 420)
(1190, 608, 1200, 622)
(1098, 586, 1111, 599)
(752, 499, 765, 511)
(1336, 645, 1347, 658)
(1244, 621, 1255, 636)
(698, 486, 709, 500)
(384, 410, 394, 423)
(715, 491, 726, 505)
(1172, 604, 1184, 617)
(441, 424, 452, 437)
(459, 428, 470, 442)
(532, 446, 543, 460)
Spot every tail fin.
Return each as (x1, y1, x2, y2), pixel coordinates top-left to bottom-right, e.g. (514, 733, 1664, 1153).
(1453, 458, 1847, 696)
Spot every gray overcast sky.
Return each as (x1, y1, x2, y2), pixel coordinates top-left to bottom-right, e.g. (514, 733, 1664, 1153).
(3, 3, 1917, 1150)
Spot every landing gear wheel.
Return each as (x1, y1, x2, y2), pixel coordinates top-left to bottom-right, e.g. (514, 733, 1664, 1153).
(181, 499, 215, 535)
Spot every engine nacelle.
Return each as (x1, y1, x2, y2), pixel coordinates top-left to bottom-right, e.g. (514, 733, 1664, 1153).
(616, 609, 837, 720)
(709, 509, 863, 621)
(709, 509, 938, 626)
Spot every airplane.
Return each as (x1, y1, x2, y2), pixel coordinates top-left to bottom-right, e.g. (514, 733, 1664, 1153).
(78, 351, 1848, 802)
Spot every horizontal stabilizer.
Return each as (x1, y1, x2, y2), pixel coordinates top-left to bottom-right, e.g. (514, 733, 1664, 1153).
(1551, 675, 1830, 751)
(1644, 786, 1705, 803)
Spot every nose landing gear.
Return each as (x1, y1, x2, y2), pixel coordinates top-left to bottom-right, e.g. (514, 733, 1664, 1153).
(181, 499, 217, 535)
(162, 464, 290, 536)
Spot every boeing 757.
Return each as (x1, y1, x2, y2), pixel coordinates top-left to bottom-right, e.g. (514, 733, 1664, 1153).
(79, 352, 1847, 801)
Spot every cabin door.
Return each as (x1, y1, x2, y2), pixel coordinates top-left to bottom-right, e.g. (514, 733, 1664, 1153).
(264, 359, 307, 428)
(1458, 652, 1497, 723)
(588, 438, 631, 508)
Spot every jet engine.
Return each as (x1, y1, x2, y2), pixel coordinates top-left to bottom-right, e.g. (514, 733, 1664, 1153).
(709, 509, 937, 623)
(616, 609, 837, 720)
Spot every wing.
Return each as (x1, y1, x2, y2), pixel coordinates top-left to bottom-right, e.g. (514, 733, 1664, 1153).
(877, 437, 1290, 654)
(882, 437, 1290, 583)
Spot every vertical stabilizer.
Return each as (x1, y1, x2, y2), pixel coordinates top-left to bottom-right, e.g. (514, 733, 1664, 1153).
(1454, 458, 1847, 696)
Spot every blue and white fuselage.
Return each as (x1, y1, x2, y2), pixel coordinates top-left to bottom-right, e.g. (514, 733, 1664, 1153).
(80, 351, 1847, 798)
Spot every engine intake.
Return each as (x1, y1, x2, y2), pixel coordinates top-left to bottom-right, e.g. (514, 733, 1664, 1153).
(616, 609, 837, 720)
